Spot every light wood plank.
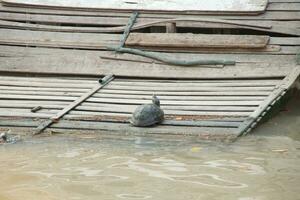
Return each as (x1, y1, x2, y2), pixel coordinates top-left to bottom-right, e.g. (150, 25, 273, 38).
(1, 0, 269, 13)
(126, 33, 270, 49)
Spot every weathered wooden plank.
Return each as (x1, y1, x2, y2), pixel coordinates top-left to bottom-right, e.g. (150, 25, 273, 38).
(0, 94, 262, 105)
(267, 3, 300, 11)
(0, 80, 94, 88)
(0, 86, 272, 96)
(162, 120, 240, 128)
(0, 45, 296, 64)
(0, 56, 291, 78)
(68, 109, 252, 117)
(1, 0, 269, 13)
(0, 29, 296, 53)
(270, 37, 300, 46)
(0, 101, 257, 112)
(0, 28, 120, 49)
(0, 94, 77, 101)
(0, 90, 83, 97)
(0, 75, 280, 86)
(92, 93, 266, 101)
(126, 33, 270, 49)
(103, 85, 275, 91)
(0, 76, 96, 84)
(0, 11, 128, 27)
(0, 11, 298, 35)
(0, 79, 276, 91)
(111, 80, 279, 87)
(86, 97, 262, 106)
(0, 86, 89, 92)
(79, 103, 258, 112)
(0, 29, 282, 53)
(0, 90, 266, 101)
(0, 118, 238, 137)
(0, 100, 70, 106)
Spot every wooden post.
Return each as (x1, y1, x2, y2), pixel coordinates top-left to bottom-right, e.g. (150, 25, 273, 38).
(166, 23, 176, 33)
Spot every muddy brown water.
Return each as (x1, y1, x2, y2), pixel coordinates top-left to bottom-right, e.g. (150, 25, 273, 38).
(0, 97, 300, 200)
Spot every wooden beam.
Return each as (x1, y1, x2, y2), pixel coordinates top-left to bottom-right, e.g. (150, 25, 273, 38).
(126, 33, 270, 49)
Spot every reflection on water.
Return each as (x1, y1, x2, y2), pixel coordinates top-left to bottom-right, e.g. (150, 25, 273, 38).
(0, 134, 300, 200)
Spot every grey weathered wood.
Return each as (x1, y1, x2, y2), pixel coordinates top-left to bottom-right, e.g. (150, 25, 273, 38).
(0, 86, 272, 96)
(104, 85, 275, 91)
(0, 12, 297, 35)
(92, 93, 266, 101)
(268, 3, 300, 11)
(0, 118, 238, 138)
(0, 45, 296, 65)
(237, 67, 300, 135)
(34, 74, 114, 135)
(0, 29, 284, 53)
(0, 90, 266, 101)
(85, 97, 263, 106)
(0, 55, 293, 78)
(1, 0, 269, 13)
(0, 101, 256, 112)
(126, 33, 270, 49)
(0, 86, 89, 92)
(67, 109, 251, 117)
(162, 120, 240, 128)
(110, 80, 279, 87)
(0, 94, 76, 101)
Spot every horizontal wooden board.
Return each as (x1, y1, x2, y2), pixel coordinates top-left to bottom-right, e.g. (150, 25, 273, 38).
(0, 29, 282, 53)
(0, 54, 296, 78)
(0, 46, 296, 64)
(1, 0, 269, 13)
(126, 33, 270, 49)
(0, 118, 238, 138)
(0, 101, 257, 112)
(0, 11, 298, 36)
(268, 3, 300, 11)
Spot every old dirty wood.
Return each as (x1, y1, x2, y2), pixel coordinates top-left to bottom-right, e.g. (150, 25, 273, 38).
(34, 74, 114, 135)
(0, 56, 294, 78)
(0, 46, 296, 64)
(0, 29, 291, 53)
(126, 33, 270, 49)
(0, 86, 273, 96)
(0, 118, 238, 138)
(237, 66, 300, 136)
(1, 0, 269, 13)
(0, 78, 279, 89)
(0, 100, 257, 112)
(0, 90, 267, 101)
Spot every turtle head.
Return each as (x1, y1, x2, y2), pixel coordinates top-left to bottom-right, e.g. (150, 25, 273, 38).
(152, 94, 160, 107)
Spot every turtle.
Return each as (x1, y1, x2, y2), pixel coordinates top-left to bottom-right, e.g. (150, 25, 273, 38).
(130, 95, 164, 127)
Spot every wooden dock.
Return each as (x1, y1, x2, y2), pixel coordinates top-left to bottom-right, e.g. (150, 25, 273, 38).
(0, 0, 299, 139)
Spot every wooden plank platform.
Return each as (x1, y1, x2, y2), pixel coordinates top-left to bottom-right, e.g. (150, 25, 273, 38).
(0, 72, 298, 139)
(0, 0, 299, 139)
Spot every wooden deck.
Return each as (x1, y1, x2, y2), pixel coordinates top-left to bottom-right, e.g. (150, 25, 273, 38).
(0, 0, 299, 139)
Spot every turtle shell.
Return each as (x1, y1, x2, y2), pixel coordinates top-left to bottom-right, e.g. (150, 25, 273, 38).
(130, 104, 164, 127)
